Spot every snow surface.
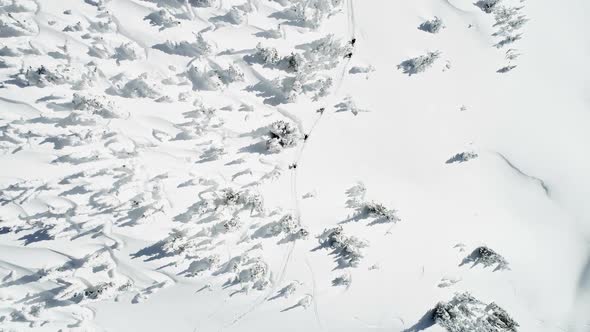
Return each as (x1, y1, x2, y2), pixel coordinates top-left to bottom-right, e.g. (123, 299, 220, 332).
(1, 0, 589, 331)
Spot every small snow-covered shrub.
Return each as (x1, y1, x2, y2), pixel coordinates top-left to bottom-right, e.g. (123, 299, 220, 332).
(418, 16, 444, 34)
(88, 39, 113, 59)
(189, 0, 217, 7)
(88, 17, 117, 33)
(0, 0, 38, 13)
(505, 49, 520, 61)
(445, 151, 478, 164)
(18, 65, 68, 87)
(221, 216, 241, 232)
(283, 0, 343, 29)
(494, 34, 521, 48)
(460, 246, 509, 271)
(283, 52, 305, 72)
(253, 43, 280, 65)
(434, 292, 518, 332)
(62, 21, 83, 32)
(113, 42, 142, 63)
(266, 120, 300, 153)
(349, 65, 375, 74)
(161, 228, 198, 257)
(303, 75, 333, 100)
(398, 51, 441, 75)
(236, 260, 269, 290)
(184, 65, 219, 90)
(278, 214, 309, 240)
(475, 0, 502, 13)
(345, 183, 400, 224)
(211, 188, 264, 215)
(272, 73, 332, 103)
(78, 282, 115, 300)
(360, 202, 401, 224)
(0, 45, 20, 56)
(144, 9, 181, 30)
(72, 93, 122, 119)
(184, 63, 242, 91)
(227, 7, 246, 24)
(301, 34, 353, 71)
(273, 281, 300, 299)
(250, 44, 305, 73)
(215, 64, 244, 85)
(217, 188, 242, 207)
(199, 145, 226, 162)
(317, 226, 368, 268)
(111, 73, 162, 98)
(153, 33, 212, 57)
(497, 65, 517, 73)
(332, 274, 351, 287)
(257, 25, 283, 39)
(72, 62, 106, 90)
(253, 214, 308, 242)
(0, 13, 38, 37)
(185, 255, 220, 276)
(334, 96, 368, 116)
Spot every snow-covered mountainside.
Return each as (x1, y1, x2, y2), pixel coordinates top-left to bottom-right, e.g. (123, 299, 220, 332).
(1, 0, 589, 331)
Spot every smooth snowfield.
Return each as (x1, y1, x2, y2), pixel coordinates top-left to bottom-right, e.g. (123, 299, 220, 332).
(0, 0, 589, 331)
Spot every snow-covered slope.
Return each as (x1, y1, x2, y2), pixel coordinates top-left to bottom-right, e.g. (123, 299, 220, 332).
(1, 0, 589, 331)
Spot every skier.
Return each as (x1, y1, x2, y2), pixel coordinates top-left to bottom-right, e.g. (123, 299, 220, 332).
(344, 38, 356, 59)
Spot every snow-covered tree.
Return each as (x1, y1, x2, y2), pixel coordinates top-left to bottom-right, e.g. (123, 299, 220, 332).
(317, 226, 368, 268)
(460, 246, 510, 271)
(144, 9, 181, 30)
(266, 120, 300, 153)
(418, 16, 445, 34)
(398, 51, 441, 75)
(434, 292, 518, 332)
(474, 0, 502, 13)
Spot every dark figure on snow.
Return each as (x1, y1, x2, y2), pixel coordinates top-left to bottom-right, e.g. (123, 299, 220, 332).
(303, 134, 309, 141)
(350, 38, 356, 47)
(317, 107, 325, 114)
(344, 52, 353, 59)
(289, 163, 297, 169)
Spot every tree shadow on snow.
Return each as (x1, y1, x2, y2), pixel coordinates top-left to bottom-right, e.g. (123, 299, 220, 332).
(131, 241, 172, 262)
(18, 228, 54, 246)
(268, 9, 308, 28)
(403, 309, 436, 332)
(238, 141, 270, 155)
(245, 81, 287, 106)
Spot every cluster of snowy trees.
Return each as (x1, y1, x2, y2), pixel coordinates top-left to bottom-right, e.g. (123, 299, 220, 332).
(250, 34, 352, 103)
(476, 0, 528, 72)
(434, 292, 519, 332)
(273, 0, 344, 29)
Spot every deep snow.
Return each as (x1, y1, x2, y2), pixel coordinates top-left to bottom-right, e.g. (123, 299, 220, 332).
(0, 0, 589, 331)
